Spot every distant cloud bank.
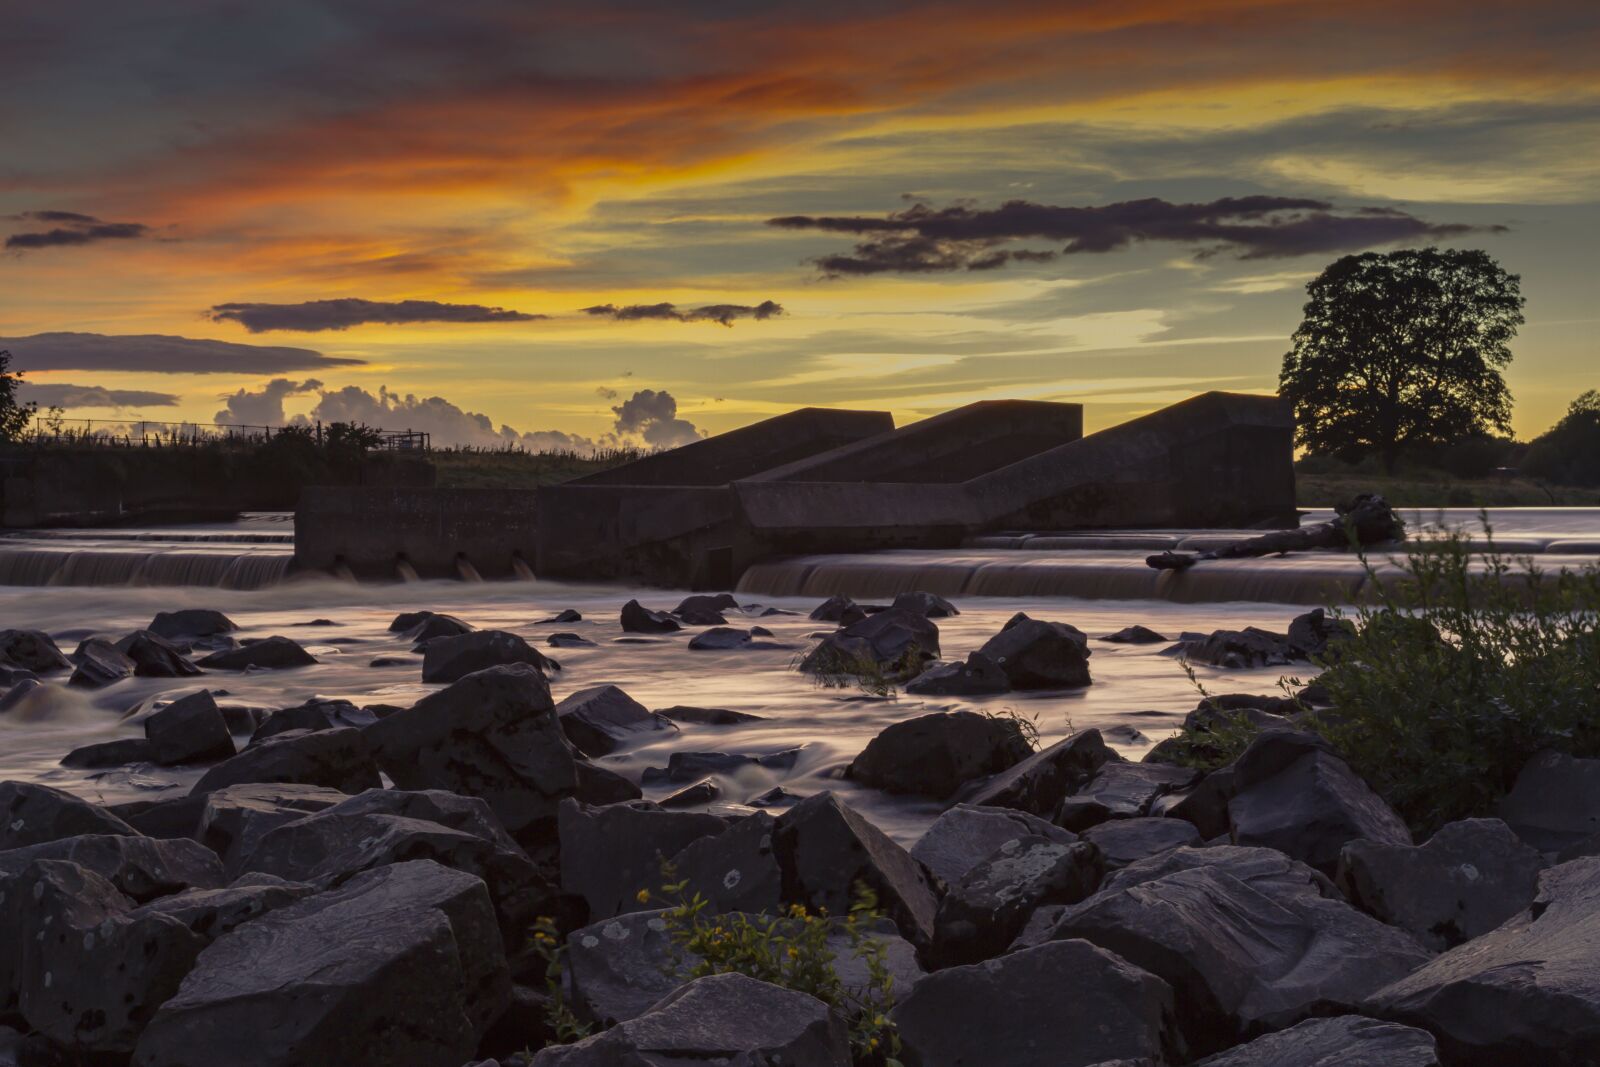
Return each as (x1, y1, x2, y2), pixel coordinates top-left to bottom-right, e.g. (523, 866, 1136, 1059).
(17, 383, 180, 409)
(3, 210, 151, 251)
(581, 300, 784, 326)
(0, 333, 364, 374)
(207, 298, 548, 333)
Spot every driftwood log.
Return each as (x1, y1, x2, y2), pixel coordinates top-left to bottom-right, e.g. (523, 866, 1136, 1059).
(1147, 493, 1405, 571)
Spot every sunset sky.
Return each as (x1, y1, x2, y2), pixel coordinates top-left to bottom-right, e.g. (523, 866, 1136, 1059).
(2, 0, 1596, 449)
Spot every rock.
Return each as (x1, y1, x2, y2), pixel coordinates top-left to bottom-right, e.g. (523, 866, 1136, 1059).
(195, 782, 348, 873)
(620, 599, 681, 633)
(904, 651, 1011, 696)
(0, 780, 138, 849)
(366, 663, 579, 839)
(538, 609, 583, 624)
(848, 710, 1033, 799)
(421, 629, 557, 684)
(547, 632, 596, 648)
(189, 727, 380, 797)
(368, 654, 417, 667)
(1101, 625, 1168, 644)
(0, 833, 224, 901)
(664, 811, 783, 914)
(1192, 1015, 1440, 1066)
(1181, 627, 1300, 669)
(1337, 817, 1543, 951)
(1080, 817, 1202, 868)
(407, 613, 476, 643)
(149, 610, 238, 641)
(196, 635, 317, 670)
(120, 794, 211, 839)
(1049, 864, 1429, 1055)
(574, 762, 644, 805)
(932, 835, 1104, 965)
(659, 778, 720, 807)
(554, 685, 675, 758)
(250, 698, 378, 743)
(68, 636, 136, 688)
(808, 594, 859, 622)
(115, 630, 202, 677)
(673, 593, 739, 617)
(61, 736, 156, 768)
(687, 626, 759, 649)
(558, 799, 727, 921)
(892, 939, 1183, 1067)
(1102, 844, 1340, 901)
(1497, 749, 1600, 854)
(642, 748, 801, 783)
(1286, 608, 1355, 659)
(656, 705, 764, 725)
(0, 629, 70, 673)
(977, 613, 1092, 689)
(131, 860, 510, 1067)
(910, 803, 1080, 887)
(532, 972, 848, 1067)
(144, 689, 237, 765)
(774, 791, 939, 948)
(1059, 761, 1198, 831)
(749, 785, 800, 808)
(675, 607, 729, 626)
(960, 728, 1116, 817)
(892, 591, 959, 617)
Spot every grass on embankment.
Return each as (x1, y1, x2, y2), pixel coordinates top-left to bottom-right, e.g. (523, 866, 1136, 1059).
(428, 447, 643, 489)
(1297, 470, 1600, 509)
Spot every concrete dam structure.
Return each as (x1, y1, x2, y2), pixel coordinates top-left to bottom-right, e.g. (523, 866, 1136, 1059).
(294, 391, 1296, 588)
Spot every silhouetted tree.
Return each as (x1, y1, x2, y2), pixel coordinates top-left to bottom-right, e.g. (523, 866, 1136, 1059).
(0, 351, 38, 442)
(1279, 248, 1524, 473)
(1522, 389, 1600, 486)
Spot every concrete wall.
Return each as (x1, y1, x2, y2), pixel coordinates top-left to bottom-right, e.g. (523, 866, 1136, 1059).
(533, 484, 733, 586)
(294, 486, 538, 579)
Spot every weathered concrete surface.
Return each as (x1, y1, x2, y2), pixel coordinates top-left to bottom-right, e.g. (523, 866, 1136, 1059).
(295, 486, 539, 579)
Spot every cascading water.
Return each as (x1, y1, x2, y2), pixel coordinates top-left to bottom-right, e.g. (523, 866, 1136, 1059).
(0, 514, 295, 590)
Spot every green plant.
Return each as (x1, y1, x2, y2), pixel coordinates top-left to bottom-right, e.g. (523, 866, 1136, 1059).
(0, 350, 37, 442)
(652, 880, 905, 1066)
(797, 644, 914, 700)
(1161, 658, 1282, 770)
(528, 915, 593, 1045)
(983, 705, 1042, 750)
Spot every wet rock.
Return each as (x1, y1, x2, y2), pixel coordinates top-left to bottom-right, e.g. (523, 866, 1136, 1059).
(932, 835, 1104, 966)
(557, 799, 727, 921)
(1102, 844, 1340, 901)
(1049, 864, 1428, 1055)
(656, 705, 764, 725)
(532, 972, 848, 1067)
(144, 689, 237, 765)
(420, 630, 556, 684)
(675, 607, 729, 626)
(367, 654, 416, 667)
(556, 684, 675, 758)
(904, 650, 1011, 696)
(910, 803, 1079, 887)
(1100, 625, 1168, 644)
(673, 593, 739, 617)
(388, 609, 468, 635)
(1080, 817, 1202, 869)
(196, 635, 317, 671)
(68, 636, 136, 688)
(407, 613, 476, 643)
(189, 727, 379, 797)
(1193, 1015, 1440, 1066)
(367, 664, 578, 839)
(573, 762, 643, 805)
(1497, 749, 1600, 854)
(1337, 817, 1544, 951)
(642, 748, 801, 784)
(61, 736, 156, 768)
(546, 632, 596, 648)
(664, 811, 783, 913)
(131, 860, 510, 1067)
(1180, 627, 1300, 669)
(838, 605, 940, 665)
(1286, 608, 1355, 660)
(1057, 761, 1199, 831)
(0, 780, 137, 849)
(119, 794, 211, 839)
(892, 590, 959, 618)
(687, 626, 760, 649)
(808, 594, 860, 623)
(848, 710, 1033, 799)
(620, 599, 682, 633)
(538, 609, 583, 624)
(659, 778, 720, 808)
(748, 785, 800, 808)
(774, 791, 939, 948)
(960, 728, 1116, 817)
(893, 939, 1183, 1067)
(0, 629, 70, 673)
(115, 630, 203, 677)
(250, 696, 377, 743)
(977, 613, 1092, 689)
(149, 610, 238, 641)
(0, 833, 224, 901)
(195, 782, 348, 874)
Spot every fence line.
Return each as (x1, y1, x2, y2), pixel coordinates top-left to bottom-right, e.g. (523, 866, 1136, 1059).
(13, 417, 431, 452)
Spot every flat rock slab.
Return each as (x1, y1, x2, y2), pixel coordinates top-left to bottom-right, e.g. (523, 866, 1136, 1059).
(959, 729, 1115, 818)
(556, 685, 675, 758)
(1193, 1015, 1440, 1066)
(0, 780, 138, 850)
(189, 727, 380, 797)
(910, 803, 1079, 887)
(0, 833, 223, 902)
(1080, 817, 1202, 869)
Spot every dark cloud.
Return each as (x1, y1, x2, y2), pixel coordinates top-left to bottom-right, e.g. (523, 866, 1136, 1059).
(4, 210, 150, 250)
(0, 332, 364, 375)
(207, 298, 548, 333)
(611, 388, 704, 447)
(581, 300, 784, 326)
(18, 383, 180, 409)
(770, 196, 1487, 274)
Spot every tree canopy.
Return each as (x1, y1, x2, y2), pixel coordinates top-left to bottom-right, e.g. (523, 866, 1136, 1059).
(1279, 248, 1524, 471)
(1522, 389, 1600, 487)
(0, 350, 37, 442)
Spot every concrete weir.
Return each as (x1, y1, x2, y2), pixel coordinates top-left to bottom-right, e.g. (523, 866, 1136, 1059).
(293, 392, 1295, 588)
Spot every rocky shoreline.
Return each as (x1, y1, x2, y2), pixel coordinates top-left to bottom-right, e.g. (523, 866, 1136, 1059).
(2, 594, 1598, 1066)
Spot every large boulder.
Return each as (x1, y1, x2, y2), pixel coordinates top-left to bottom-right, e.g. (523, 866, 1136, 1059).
(892, 591, 959, 618)
(250, 697, 380, 743)
(800, 606, 940, 677)
(932, 835, 1104, 965)
(808, 594, 860, 623)
(1367, 854, 1600, 1065)
(196, 782, 347, 873)
(365, 663, 579, 839)
(0, 780, 137, 849)
(1286, 608, 1355, 660)
(620, 599, 681, 633)
(132, 860, 510, 1067)
(532, 972, 849, 1066)
(773, 791, 940, 948)
(892, 939, 1183, 1067)
(663, 810, 783, 914)
(196, 635, 318, 671)
(673, 593, 739, 617)
(189, 727, 380, 797)
(61, 736, 156, 768)
(1080, 817, 1202, 869)
(1048, 864, 1429, 1055)
(558, 798, 727, 921)
(1338, 817, 1544, 951)
(115, 630, 202, 677)
(144, 689, 237, 765)
(1193, 1015, 1439, 1066)
(959, 728, 1115, 817)
(1057, 761, 1199, 831)
(149, 609, 238, 641)
(910, 803, 1079, 887)
(555, 684, 675, 757)
(976, 613, 1091, 689)
(848, 710, 1033, 799)
(420, 629, 557, 684)
(1181, 627, 1300, 669)
(1497, 750, 1600, 855)
(68, 636, 136, 688)
(903, 651, 1011, 696)
(0, 833, 223, 901)
(1102, 844, 1341, 901)
(0, 629, 70, 673)
(388, 610, 473, 640)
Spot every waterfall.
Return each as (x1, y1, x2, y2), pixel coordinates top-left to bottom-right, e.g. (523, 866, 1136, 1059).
(0, 547, 291, 590)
